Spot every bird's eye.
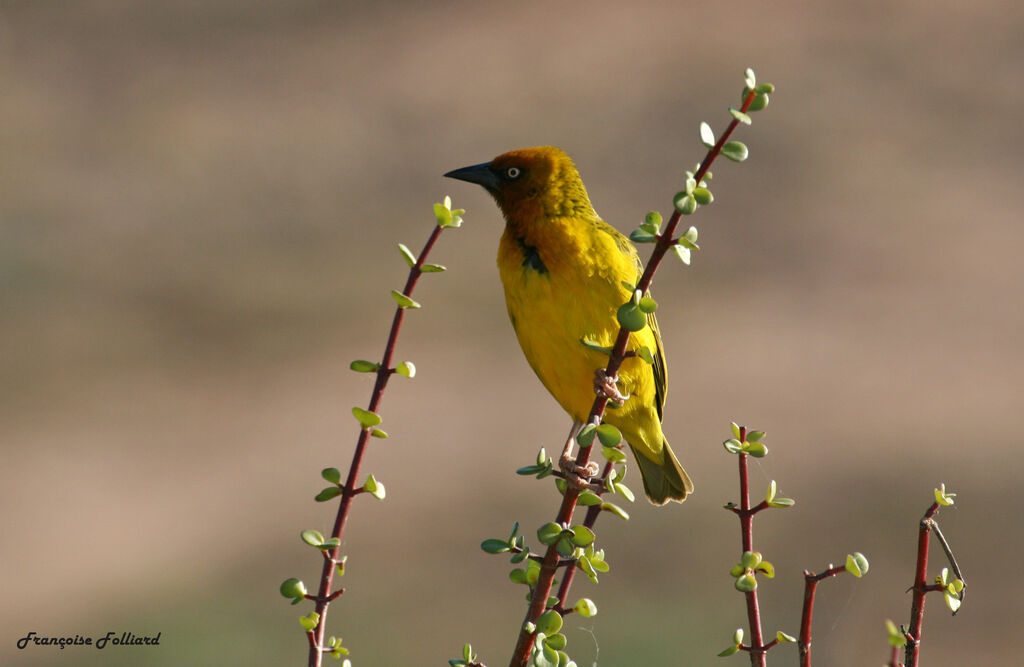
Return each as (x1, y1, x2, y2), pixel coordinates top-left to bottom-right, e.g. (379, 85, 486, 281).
(505, 166, 522, 180)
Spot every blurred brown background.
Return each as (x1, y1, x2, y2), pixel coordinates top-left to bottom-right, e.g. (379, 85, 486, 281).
(2, 1, 1021, 665)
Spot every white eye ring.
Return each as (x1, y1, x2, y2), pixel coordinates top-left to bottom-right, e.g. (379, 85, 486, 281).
(505, 166, 521, 179)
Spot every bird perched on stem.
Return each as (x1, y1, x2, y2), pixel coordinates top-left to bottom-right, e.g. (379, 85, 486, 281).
(445, 146, 692, 505)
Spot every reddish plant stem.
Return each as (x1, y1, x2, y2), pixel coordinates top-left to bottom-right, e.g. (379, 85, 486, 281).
(735, 451, 766, 667)
(553, 461, 612, 612)
(798, 564, 846, 666)
(889, 645, 901, 667)
(308, 224, 446, 667)
(904, 502, 940, 667)
(509, 89, 759, 667)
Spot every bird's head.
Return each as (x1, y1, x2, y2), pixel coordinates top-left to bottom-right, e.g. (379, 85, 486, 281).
(444, 146, 595, 221)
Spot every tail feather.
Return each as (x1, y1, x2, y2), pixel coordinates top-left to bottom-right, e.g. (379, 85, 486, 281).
(630, 440, 693, 505)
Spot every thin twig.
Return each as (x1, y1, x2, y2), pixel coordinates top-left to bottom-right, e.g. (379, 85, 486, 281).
(308, 222, 448, 667)
(798, 564, 846, 666)
(904, 502, 939, 667)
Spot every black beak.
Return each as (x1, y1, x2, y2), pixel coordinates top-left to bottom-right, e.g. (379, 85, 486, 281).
(444, 161, 499, 193)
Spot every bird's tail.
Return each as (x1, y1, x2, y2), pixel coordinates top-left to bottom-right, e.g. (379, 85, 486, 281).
(631, 440, 693, 505)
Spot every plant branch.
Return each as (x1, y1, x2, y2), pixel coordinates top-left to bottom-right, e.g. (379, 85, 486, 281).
(798, 564, 847, 666)
(903, 502, 939, 667)
(308, 221, 448, 667)
(508, 86, 759, 667)
(735, 449, 766, 667)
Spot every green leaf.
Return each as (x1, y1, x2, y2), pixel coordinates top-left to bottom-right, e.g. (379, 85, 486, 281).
(765, 479, 777, 503)
(433, 202, 451, 227)
(745, 441, 768, 458)
(733, 627, 745, 645)
(601, 445, 626, 463)
(570, 525, 596, 547)
(746, 430, 766, 442)
(509, 568, 528, 585)
(391, 290, 422, 309)
(322, 467, 342, 484)
(301, 530, 325, 547)
(544, 633, 567, 651)
(934, 483, 956, 506)
(678, 226, 699, 247)
(435, 198, 464, 228)
(721, 141, 749, 162)
(600, 501, 630, 520)
(635, 346, 655, 365)
(776, 631, 796, 643)
(596, 423, 622, 447)
(555, 535, 576, 558)
(735, 573, 758, 592)
(744, 67, 756, 89)
(673, 191, 697, 215)
(729, 108, 752, 125)
(578, 555, 598, 583)
(536, 610, 563, 635)
(756, 561, 775, 578)
(886, 619, 908, 648)
(645, 211, 662, 228)
(615, 481, 635, 503)
(692, 187, 713, 206)
(481, 538, 511, 554)
(370, 427, 388, 438)
(363, 473, 386, 500)
(730, 422, 742, 439)
(723, 438, 743, 454)
(846, 552, 869, 578)
(755, 82, 775, 94)
(421, 263, 447, 272)
(699, 121, 715, 148)
(638, 296, 658, 314)
(671, 243, 691, 265)
(336, 556, 346, 577)
(741, 551, 761, 568)
(539, 640, 559, 667)
(576, 423, 597, 448)
(315, 486, 343, 502)
(578, 490, 602, 506)
(770, 496, 795, 508)
(748, 93, 769, 112)
(617, 303, 647, 332)
(718, 644, 740, 657)
(299, 611, 320, 632)
(629, 229, 657, 243)
(280, 577, 307, 600)
(395, 361, 416, 378)
(397, 243, 417, 267)
(349, 359, 379, 373)
(537, 522, 562, 545)
(574, 597, 598, 617)
(352, 406, 382, 428)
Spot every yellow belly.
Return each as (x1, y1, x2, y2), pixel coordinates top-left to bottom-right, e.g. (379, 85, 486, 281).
(498, 222, 666, 463)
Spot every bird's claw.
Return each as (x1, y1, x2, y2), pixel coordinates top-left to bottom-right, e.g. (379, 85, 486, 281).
(593, 369, 629, 403)
(559, 454, 601, 491)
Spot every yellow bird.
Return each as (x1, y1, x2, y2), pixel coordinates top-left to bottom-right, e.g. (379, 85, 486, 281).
(445, 146, 692, 504)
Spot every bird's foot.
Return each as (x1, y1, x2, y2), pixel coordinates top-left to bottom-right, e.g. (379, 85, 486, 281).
(558, 454, 601, 491)
(593, 369, 630, 403)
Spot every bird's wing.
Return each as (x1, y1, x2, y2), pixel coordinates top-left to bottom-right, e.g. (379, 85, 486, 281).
(594, 218, 668, 421)
(647, 310, 668, 421)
